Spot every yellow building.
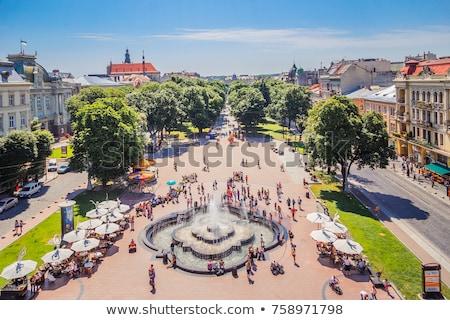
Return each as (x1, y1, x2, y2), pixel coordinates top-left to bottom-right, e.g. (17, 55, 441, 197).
(394, 58, 450, 180)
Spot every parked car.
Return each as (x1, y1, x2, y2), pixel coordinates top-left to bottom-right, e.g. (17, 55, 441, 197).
(48, 159, 57, 172)
(17, 182, 41, 198)
(0, 197, 18, 214)
(57, 164, 70, 174)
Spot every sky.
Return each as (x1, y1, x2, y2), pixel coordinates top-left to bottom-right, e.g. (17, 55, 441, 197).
(1, 0, 450, 78)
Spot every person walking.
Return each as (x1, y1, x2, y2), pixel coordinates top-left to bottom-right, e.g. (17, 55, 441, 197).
(245, 259, 252, 282)
(14, 220, 19, 235)
(371, 285, 377, 300)
(19, 220, 23, 235)
(148, 264, 156, 291)
(291, 244, 297, 265)
(130, 215, 135, 231)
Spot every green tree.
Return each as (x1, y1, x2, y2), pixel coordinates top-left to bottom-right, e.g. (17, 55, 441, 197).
(0, 131, 37, 188)
(28, 129, 54, 177)
(305, 96, 395, 191)
(70, 98, 143, 186)
(182, 86, 210, 133)
(66, 86, 107, 120)
(229, 87, 265, 130)
(280, 85, 311, 131)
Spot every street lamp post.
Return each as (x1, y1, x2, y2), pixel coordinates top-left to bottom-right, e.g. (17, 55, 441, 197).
(86, 152, 92, 190)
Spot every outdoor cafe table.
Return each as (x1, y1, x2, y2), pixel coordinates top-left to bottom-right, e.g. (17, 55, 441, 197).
(84, 262, 94, 275)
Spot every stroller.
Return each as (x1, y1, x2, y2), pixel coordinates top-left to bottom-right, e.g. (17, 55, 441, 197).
(270, 261, 285, 275)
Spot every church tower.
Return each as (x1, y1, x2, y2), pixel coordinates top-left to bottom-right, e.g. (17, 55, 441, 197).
(124, 48, 131, 63)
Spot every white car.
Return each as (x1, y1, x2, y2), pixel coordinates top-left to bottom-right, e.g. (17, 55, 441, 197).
(0, 197, 19, 214)
(48, 159, 57, 172)
(18, 182, 41, 198)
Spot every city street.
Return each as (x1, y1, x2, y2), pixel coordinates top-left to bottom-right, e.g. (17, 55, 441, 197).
(348, 164, 450, 281)
(0, 168, 87, 241)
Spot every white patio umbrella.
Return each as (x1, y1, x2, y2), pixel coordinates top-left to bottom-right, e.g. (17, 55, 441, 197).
(323, 221, 348, 234)
(306, 212, 331, 224)
(63, 229, 87, 243)
(41, 248, 74, 264)
(310, 229, 338, 243)
(85, 208, 109, 219)
(71, 238, 100, 252)
(1, 260, 37, 280)
(333, 239, 364, 255)
(100, 212, 124, 223)
(77, 218, 103, 230)
(109, 204, 130, 213)
(94, 222, 120, 235)
(98, 200, 119, 210)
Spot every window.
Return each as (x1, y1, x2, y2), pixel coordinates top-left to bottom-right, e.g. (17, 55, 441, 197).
(434, 132, 438, 145)
(439, 113, 443, 125)
(426, 91, 431, 102)
(20, 94, 26, 105)
(390, 107, 395, 116)
(20, 113, 26, 127)
(36, 96, 42, 109)
(390, 123, 396, 132)
(9, 94, 14, 106)
(0, 94, 3, 107)
(439, 92, 443, 103)
(434, 112, 438, 124)
(422, 91, 425, 101)
(0, 115, 3, 131)
(45, 96, 50, 109)
(433, 92, 438, 103)
(440, 134, 444, 146)
(383, 106, 387, 114)
(415, 127, 420, 138)
(9, 114, 15, 128)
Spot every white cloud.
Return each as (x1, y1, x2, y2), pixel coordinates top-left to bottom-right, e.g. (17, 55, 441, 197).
(151, 26, 450, 52)
(74, 33, 118, 41)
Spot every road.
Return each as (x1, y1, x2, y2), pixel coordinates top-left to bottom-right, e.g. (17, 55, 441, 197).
(347, 164, 450, 275)
(0, 169, 87, 240)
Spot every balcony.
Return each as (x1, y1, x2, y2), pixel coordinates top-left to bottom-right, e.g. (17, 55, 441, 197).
(413, 101, 432, 110)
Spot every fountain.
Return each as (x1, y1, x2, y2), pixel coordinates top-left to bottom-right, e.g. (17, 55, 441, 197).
(142, 200, 286, 274)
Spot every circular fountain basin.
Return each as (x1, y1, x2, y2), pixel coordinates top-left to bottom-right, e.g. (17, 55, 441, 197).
(142, 203, 286, 274)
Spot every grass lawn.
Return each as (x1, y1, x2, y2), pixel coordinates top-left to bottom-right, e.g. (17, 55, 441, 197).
(50, 145, 73, 158)
(0, 187, 124, 289)
(310, 181, 450, 300)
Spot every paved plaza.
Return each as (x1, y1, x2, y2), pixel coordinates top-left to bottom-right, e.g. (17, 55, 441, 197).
(8, 129, 402, 301)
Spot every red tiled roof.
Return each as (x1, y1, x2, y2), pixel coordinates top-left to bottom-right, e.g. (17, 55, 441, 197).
(401, 58, 450, 76)
(109, 62, 159, 75)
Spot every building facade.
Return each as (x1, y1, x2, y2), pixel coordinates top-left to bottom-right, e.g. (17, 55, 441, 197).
(7, 52, 74, 138)
(0, 60, 31, 137)
(394, 57, 450, 174)
(320, 58, 396, 99)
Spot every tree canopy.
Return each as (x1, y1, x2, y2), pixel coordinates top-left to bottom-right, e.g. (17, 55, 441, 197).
(305, 95, 395, 191)
(70, 97, 143, 186)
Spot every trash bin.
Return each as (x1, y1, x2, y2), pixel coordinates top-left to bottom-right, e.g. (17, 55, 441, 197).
(232, 266, 238, 277)
(305, 191, 310, 199)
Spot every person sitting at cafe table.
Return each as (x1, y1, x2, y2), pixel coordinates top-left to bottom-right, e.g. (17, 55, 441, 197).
(357, 259, 366, 273)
